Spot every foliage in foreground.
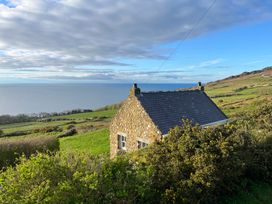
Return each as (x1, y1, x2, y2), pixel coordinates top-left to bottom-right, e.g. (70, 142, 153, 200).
(0, 153, 144, 204)
(222, 181, 272, 204)
(0, 104, 271, 203)
(0, 136, 59, 169)
(137, 120, 271, 203)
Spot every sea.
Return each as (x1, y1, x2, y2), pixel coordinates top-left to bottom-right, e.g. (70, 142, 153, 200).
(0, 83, 195, 115)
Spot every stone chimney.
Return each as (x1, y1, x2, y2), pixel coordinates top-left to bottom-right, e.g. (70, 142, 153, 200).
(129, 83, 141, 96)
(198, 82, 205, 91)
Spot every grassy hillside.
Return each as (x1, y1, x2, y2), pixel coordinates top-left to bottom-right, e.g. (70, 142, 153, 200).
(205, 67, 272, 116)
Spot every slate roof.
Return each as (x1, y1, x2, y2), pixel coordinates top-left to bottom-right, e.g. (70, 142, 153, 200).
(136, 90, 228, 135)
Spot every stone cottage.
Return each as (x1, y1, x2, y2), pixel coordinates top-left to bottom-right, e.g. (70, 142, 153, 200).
(110, 83, 228, 158)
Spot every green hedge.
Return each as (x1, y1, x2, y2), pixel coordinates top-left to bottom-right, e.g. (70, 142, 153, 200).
(0, 136, 59, 169)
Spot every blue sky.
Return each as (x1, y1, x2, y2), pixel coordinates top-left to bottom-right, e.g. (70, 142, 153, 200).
(0, 0, 272, 83)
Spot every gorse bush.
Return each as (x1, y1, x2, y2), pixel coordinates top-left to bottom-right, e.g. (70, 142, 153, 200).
(0, 153, 149, 204)
(0, 136, 59, 169)
(138, 121, 255, 203)
(0, 103, 271, 203)
(0, 153, 97, 204)
(233, 103, 272, 181)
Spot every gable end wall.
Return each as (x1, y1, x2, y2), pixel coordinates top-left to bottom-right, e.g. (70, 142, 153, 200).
(110, 95, 161, 158)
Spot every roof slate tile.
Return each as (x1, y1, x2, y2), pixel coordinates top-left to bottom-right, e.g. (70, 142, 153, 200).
(136, 90, 228, 134)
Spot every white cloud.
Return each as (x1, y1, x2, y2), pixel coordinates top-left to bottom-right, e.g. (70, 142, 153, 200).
(0, 0, 271, 81)
(187, 58, 223, 69)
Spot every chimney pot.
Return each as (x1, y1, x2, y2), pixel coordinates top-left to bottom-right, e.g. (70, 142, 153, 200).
(130, 83, 141, 96)
(198, 82, 204, 91)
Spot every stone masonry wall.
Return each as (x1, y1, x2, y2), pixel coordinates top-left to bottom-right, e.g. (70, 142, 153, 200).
(110, 95, 162, 158)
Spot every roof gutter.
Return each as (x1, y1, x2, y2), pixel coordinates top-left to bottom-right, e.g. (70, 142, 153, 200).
(161, 119, 228, 140)
(201, 119, 229, 127)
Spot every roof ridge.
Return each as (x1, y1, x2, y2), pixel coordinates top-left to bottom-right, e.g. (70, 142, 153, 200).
(141, 89, 201, 94)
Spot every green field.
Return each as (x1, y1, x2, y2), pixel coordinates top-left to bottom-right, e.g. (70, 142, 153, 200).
(60, 128, 109, 155)
(0, 109, 116, 155)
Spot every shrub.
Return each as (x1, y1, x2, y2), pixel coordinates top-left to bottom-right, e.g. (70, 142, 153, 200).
(79, 124, 95, 133)
(1, 130, 32, 137)
(58, 127, 77, 138)
(0, 152, 147, 204)
(247, 136, 272, 181)
(0, 136, 59, 169)
(0, 153, 99, 203)
(211, 93, 241, 98)
(137, 120, 253, 203)
(91, 116, 108, 122)
(67, 124, 75, 130)
(232, 103, 272, 182)
(234, 86, 248, 92)
(33, 126, 63, 133)
(95, 156, 151, 203)
(0, 151, 152, 204)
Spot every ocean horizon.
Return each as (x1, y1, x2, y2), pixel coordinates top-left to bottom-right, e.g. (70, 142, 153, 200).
(0, 83, 195, 115)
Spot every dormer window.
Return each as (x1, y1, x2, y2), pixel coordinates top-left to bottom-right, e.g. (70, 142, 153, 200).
(118, 134, 126, 150)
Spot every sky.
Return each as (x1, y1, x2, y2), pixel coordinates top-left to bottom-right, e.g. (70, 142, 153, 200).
(0, 0, 272, 83)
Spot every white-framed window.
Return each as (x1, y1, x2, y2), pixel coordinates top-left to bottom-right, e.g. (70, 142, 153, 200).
(118, 134, 126, 150)
(137, 140, 148, 149)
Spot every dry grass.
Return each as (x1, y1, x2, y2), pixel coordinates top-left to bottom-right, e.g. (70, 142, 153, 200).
(0, 136, 59, 168)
